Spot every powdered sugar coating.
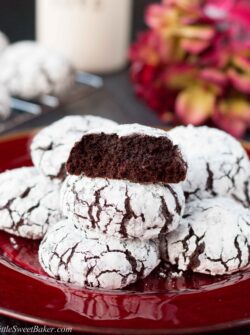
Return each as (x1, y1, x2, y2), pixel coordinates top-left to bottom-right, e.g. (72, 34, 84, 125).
(0, 41, 75, 99)
(0, 85, 11, 119)
(85, 123, 175, 138)
(0, 167, 61, 239)
(161, 197, 250, 275)
(0, 31, 9, 52)
(31, 115, 118, 180)
(61, 175, 185, 240)
(169, 125, 250, 202)
(39, 219, 160, 289)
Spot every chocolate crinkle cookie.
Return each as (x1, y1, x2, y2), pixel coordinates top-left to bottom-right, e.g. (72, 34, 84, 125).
(160, 197, 250, 275)
(66, 124, 187, 184)
(169, 125, 250, 204)
(0, 167, 61, 239)
(39, 219, 160, 290)
(30, 115, 118, 181)
(0, 41, 75, 100)
(60, 175, 185, 240)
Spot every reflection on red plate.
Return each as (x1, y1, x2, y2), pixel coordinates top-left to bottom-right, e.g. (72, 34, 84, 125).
(0, 131, 250, 334)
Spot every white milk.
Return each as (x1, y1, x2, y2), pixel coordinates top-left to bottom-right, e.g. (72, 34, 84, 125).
(36, 0, 132, 73)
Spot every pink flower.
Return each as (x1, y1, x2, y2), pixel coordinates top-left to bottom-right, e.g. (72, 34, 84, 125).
(213, 97, 250, 137)
(145, 4, 166, 30)
(176, 86, 215, 125)
(227, 69, 250, 94)
(129, 0, 250, 137)
(180, 38, 210, 54)
(199, 68, 227, 87)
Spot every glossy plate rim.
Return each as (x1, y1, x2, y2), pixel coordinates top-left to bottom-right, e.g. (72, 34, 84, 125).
(0, 307, 250, 335)
(0, 129, 250, 334)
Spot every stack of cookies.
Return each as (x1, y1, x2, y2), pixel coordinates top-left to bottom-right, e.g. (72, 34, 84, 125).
(1, 114, 250, 290)
(39, 124, 188, 289)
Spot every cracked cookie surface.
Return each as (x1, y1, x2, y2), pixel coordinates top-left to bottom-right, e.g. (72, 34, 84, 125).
(0, 167, 61, 239)
(0, 41, 75, 99)
(39, 219, 160, 289)
(160, 197, 250, 275)
(169, 125, 250, 203)
(61, 175, 185, 240)
(31, 115, 118, 181)
(67, 123, 187, 184)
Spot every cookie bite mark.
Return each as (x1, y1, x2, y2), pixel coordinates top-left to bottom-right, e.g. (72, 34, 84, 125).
(31, 115, 118, 181)
(66, 133, 187, 184)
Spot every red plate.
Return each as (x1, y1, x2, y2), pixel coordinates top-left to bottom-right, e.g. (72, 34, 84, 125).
(0, 131, 250, 334)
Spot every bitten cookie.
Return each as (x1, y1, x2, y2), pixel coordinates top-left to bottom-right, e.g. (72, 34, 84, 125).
(0, 85, 11, 120)
(169, 125, 250, 203)
(39, 219, 160, 289)
(31, 115, 118, 181)
(160, 197, 250, 275)
(66, 123, 187, 184)
(0, 167, 61, 239)
(0, 41, 75, 99)
(61, 175, 185, 240)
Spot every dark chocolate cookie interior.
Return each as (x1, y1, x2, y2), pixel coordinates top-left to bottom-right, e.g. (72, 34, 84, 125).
(66, 133, 187, 184)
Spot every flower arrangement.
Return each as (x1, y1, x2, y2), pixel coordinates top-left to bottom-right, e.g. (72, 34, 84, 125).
(129, 0, 250, 137)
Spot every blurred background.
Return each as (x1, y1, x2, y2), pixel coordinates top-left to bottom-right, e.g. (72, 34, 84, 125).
(0, 0, 163, 134)
(0, 0, 153, 45)
(0, 0, 250, 138)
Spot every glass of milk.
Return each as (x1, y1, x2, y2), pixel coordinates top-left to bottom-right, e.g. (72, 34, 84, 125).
(36, 0, 132, 73)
